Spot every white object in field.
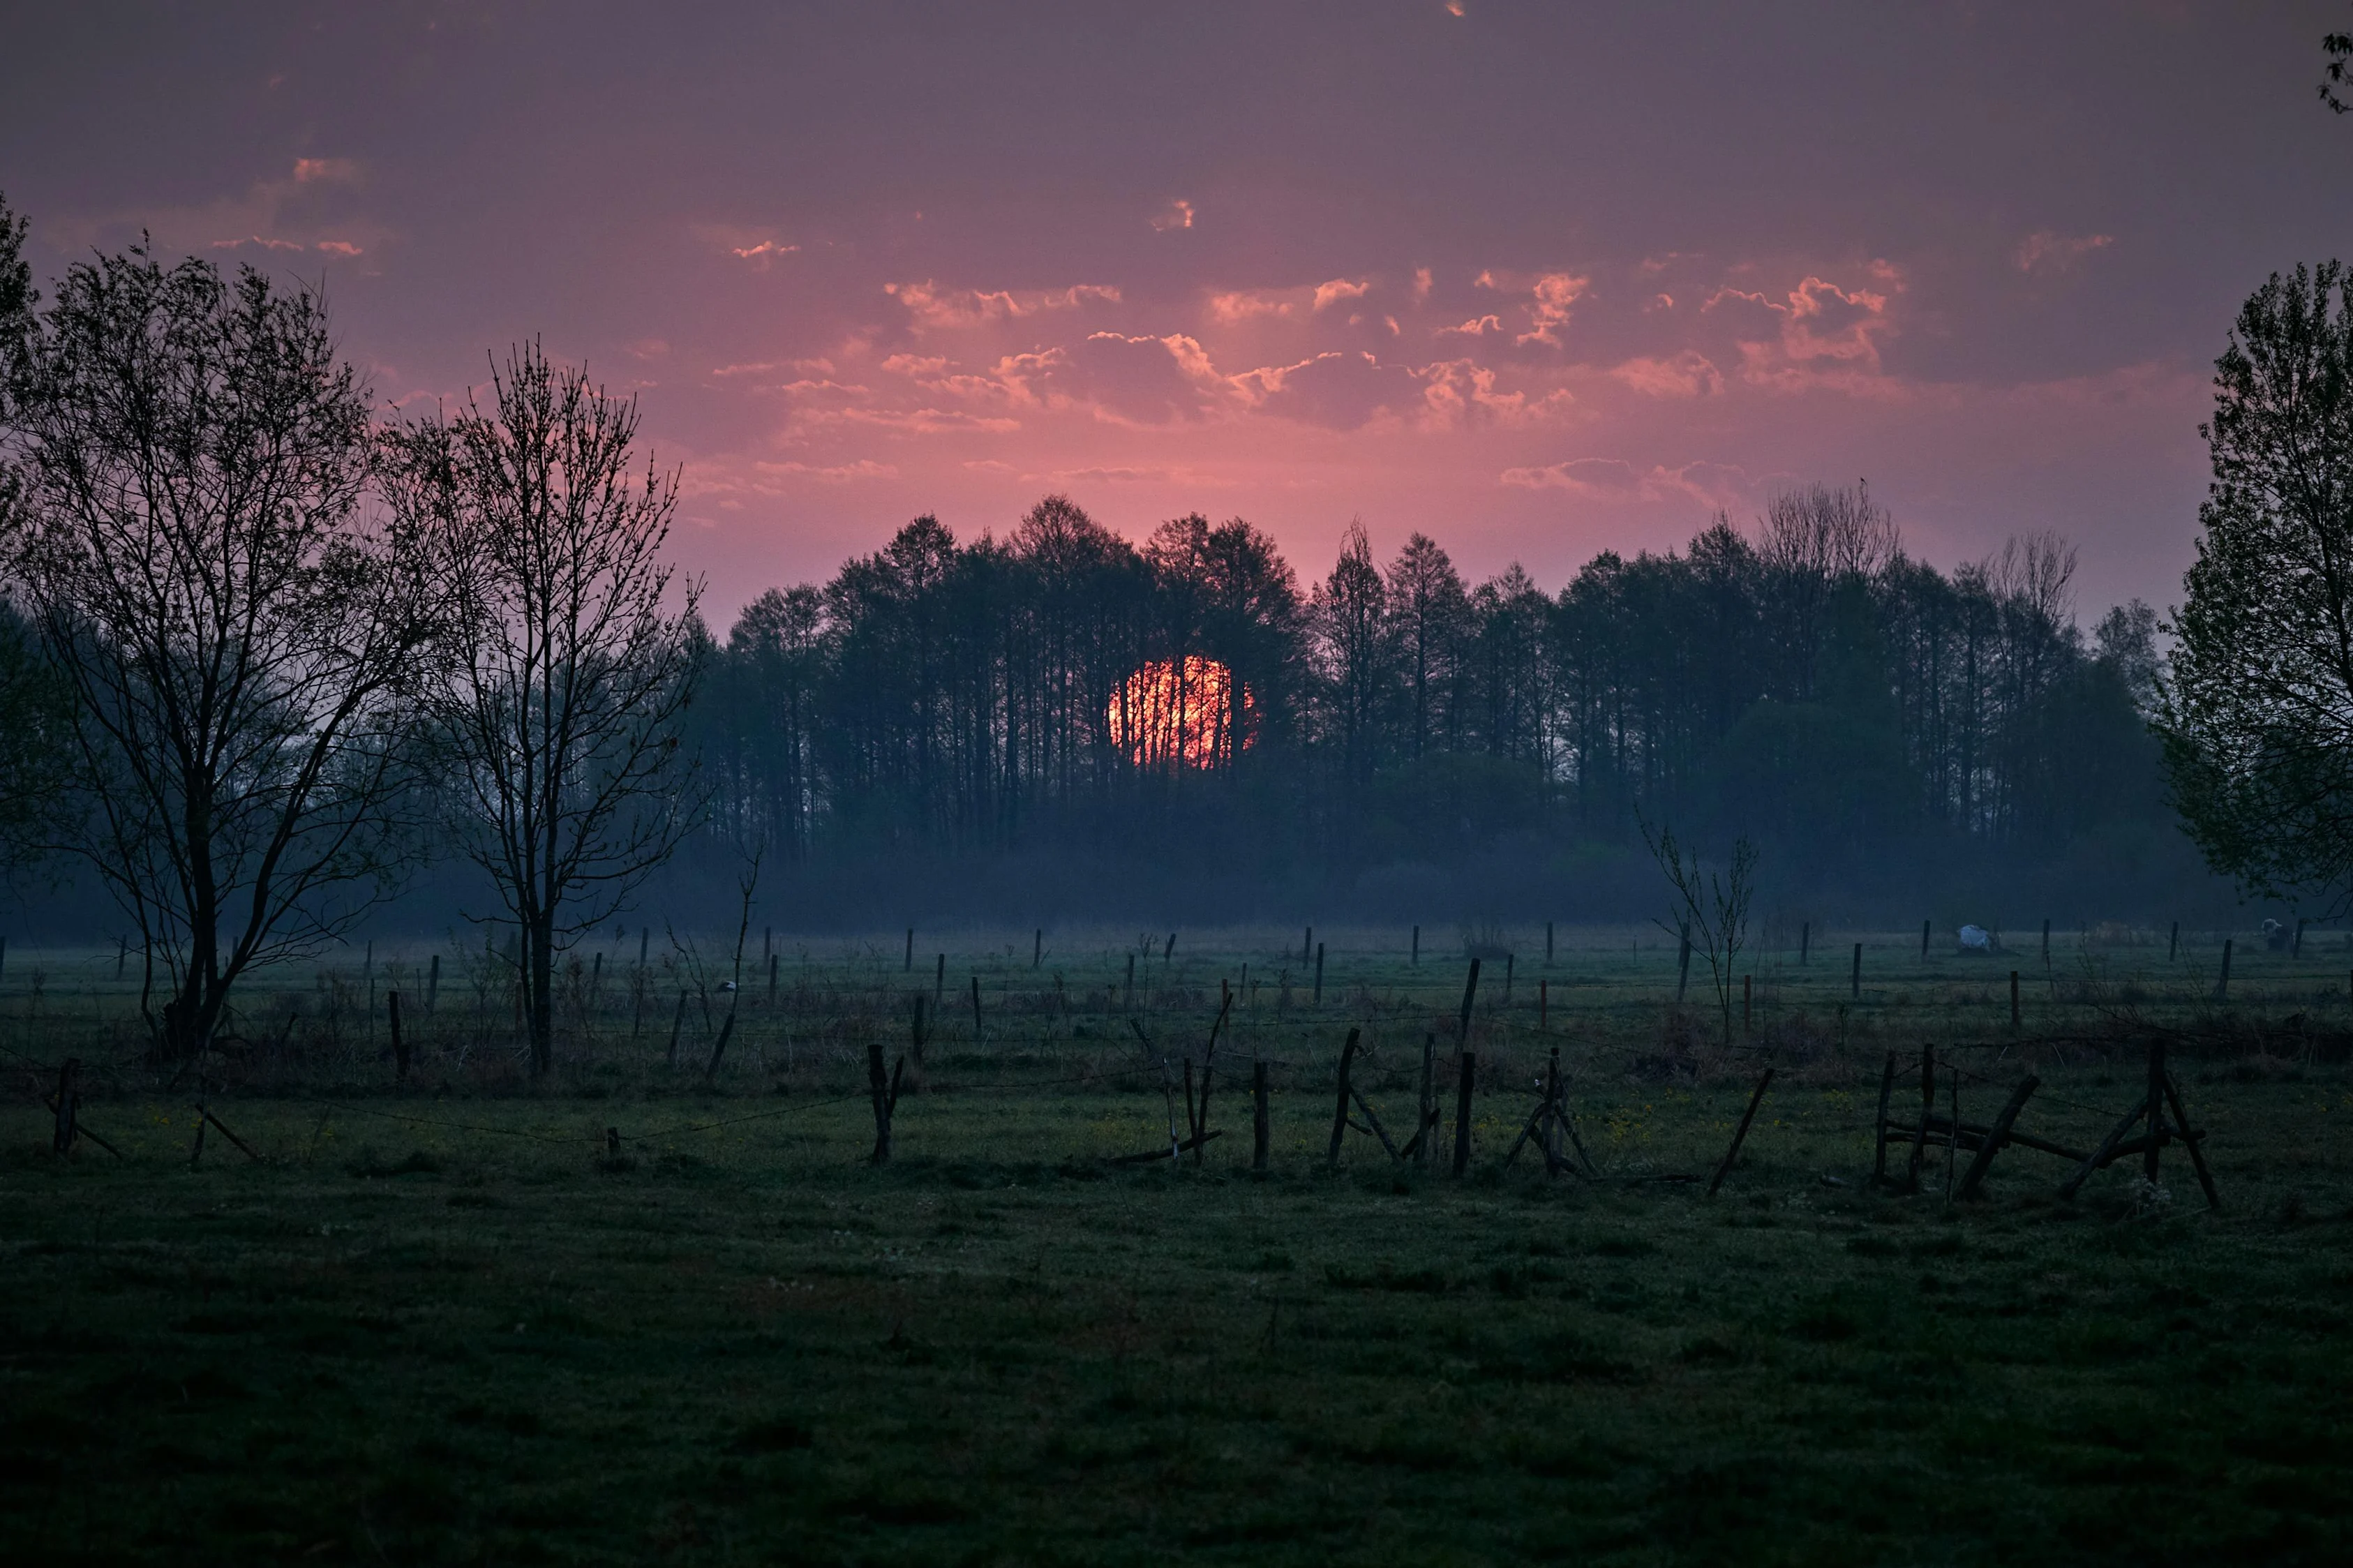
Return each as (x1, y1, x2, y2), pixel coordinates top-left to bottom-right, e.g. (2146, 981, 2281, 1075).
(1958, 925, 1992, 951)
(719, 980, 738, 992)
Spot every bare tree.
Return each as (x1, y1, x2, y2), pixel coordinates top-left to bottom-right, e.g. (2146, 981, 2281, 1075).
(1640, 814, 1759, 1047)
(384, 344, 701, 1077)
(1, 244, 446, 1056)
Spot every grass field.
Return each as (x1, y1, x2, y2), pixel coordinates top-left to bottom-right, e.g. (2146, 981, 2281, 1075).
(4, 925, 2352, 1563)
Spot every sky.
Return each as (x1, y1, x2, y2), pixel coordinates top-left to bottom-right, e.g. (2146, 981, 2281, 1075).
(5, 1, 2350, 631)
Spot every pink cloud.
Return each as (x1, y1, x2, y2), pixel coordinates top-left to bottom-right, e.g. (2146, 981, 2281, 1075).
(1312, 277, 1371, 311)
(1518, 271, 1588, 347)
(315, 239, 363, 256)
(211, 235, 306, 252)
(1418, 358, 1574, 428)
(754, 458, 898, 482)
(1499, 457, 1757, 509)
(886, 279, 1122, 331)
(2015, 230, 2114, 275)
(1611, 350, 1722, 398)
(1151, 198, 1195, 231)
(1437, 314, 1503, 338)
(292, 157, 359, 184)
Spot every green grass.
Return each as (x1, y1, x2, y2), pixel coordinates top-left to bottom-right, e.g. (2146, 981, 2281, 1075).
(4, 927, 2352, 1562)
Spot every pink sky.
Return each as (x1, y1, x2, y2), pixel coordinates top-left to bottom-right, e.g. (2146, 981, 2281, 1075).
(7, 2, 2350, 627)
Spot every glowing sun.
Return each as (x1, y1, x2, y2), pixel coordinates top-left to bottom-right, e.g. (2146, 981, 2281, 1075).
(1106, 656, 1255, 769)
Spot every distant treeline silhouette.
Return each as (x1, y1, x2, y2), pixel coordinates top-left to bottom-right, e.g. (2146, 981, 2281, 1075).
(692, 485, 2178, 904)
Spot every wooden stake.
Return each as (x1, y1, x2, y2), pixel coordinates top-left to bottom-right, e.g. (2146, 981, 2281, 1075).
(427, 953, 440, 1014)
(2214, 939, 2233, 1003)
(934, 953, 945, 1006)
(2010, 969, 2021, 1033)
(1871, 1050, 1895, 1185)
(1906, 1045, 1934, 1190)
(666, 991, 687, 1068)
(2060, 1103, 2146, 1200)
(2168, 920, 2178, 962)
(1800, 921, 1809, 966)
(1742, 973, 1751, 1033)
(1546, 921, 1555, 964)
(1327, 1027, 1361, 1169)
(1458, 957, 1481, 1046)
(389, 991, 407, 1080)
(1033, 928, 1042, 969)
(1851, 941, 1862, 1000)
(1957, 1075, 2040, 1200)
(1707, 1067, 1775, 1197)
(1411, 924, 1419, 966)
(52, 1059, 77, 1156)
(1313, 942, 1324, 1006)
(867, 1040, 895, 1164)
(905, 927, 914, 971)
(1183, 1058, 1198, 1160)
(1677, 925, 1691, 1001)
(1253, 1061, 1269, 1172)
(704, 1010, 737, 1080)
(1125, 951, 1135, 1009)
(1451, 1049, 1476, 1177)
(1416, 1031, 1435, 1168)
(2160, 1073, 2222, 1209)
(970, 973, 983, 1036)
(1921, 920, 1931, 960)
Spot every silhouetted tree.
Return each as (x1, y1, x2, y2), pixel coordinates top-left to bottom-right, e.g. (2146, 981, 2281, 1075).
(2161, 263, 2353, 912)
(3, 243, 446, 1056)
(385, 345, 701, 1076)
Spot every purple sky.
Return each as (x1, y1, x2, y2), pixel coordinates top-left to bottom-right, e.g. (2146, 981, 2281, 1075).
(6, 1, 2349, 629)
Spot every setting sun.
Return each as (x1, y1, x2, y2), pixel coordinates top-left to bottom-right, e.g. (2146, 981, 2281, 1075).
(1105, 655, 1255, 768)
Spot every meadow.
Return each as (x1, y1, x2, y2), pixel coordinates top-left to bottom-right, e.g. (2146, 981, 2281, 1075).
(3, 923, 2351, 1564)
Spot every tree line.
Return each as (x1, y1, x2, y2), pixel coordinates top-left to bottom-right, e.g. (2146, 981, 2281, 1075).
(692, 484, 2171, 897)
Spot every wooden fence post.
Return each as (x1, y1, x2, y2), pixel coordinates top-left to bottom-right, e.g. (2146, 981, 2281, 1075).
(1327, 1027, 1361, 1169)
(666, 991, 687, 1068)
(1956, 1075, 2040, 1200)
(905, 927, 914, 971)
(1253, 1061, 1269, 1172)
(2214, 939, 2233, 1003)
(1303, 925, 1313, 964)
(1451, 1049, 1477, 1177)
(1906, 1045, 1934, 1190)
(1676, 925, 1691, 1001)
(1851, 942, 1862, 1001)
(1742, 974, 1751, 1033)
(970, 973, 983, 1038)
(2010, 969, 2021, 1033)
(1416, 1031, 1436, 1167)
(426, 953, 440, 1014)
(934, 953, 945, 1006)
(2041, 918, 2051, 961)
(1921, 920, 1930, 960)
(867, 1040, 895, 1165)
(704, 1010, 737, 1080)
(1800, 921, 1809, 966)
(1410, 924, 1419, 966)
(52, 1059, 78, 1156)
(1707, 1067, 1775, 1197)
(2168, 920, 2179, 962)
(1539, 980, 1548, 1033)
(1871, 1050, 1895, 1185)
(2295, 918, 2308, 959)
(1313, 942, 1324, 1006)
(1034, 928, 1043, 969)
(1546, 921, 1554, 964)
(1126, 952, 1136, 1010)
(389, 991, 407, 1080)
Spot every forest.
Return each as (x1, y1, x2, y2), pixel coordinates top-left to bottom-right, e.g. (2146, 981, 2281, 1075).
(689, 486, 2196, 924)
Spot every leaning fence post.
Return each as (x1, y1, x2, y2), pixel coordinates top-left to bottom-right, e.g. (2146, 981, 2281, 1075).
(1871, 1050, 1895, 1185)
(1957, 1075, 2040, 1200)
(52, 1058, 78, 1156)
(1253, 1061, 1270, 1172)
(1451, 1048, 1477, 1177)
(867, 1039, 894, 1165)
(2213, 939, 2233, 1003)
(1906, 1044, 1934, 1190)
(389, 990, 407, 1080)
(1327, 1027, 1361, 1169)
(1707, 1067, 1775, 1197)
(1851, 941, 1863, 1000)
(1920, 920, 1930, 960)
(666, 991, 688, 1068)
(1416, 1031, 1436, 1167)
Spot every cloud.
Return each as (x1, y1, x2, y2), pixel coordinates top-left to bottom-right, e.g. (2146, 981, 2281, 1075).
(1418, 358, 1574, 427)
(1413, 267, 1433, 302)
(1518, 271, 1588, 347)
(731, 239, 800, 263)
(1702, 270, 1898, 391)
(711, 361, 785, 378)
(886, 279, 1121, 331)
(1207, 289, 1296, 323)
(1313, 277, 1371, 311)
(1436, 314, 1503, 338)
(292, 157, 359, 184)
(1151, 198, 1195, 232)
(1610, 350, 1722, 398)
(2015, 230, 2114, 275)
(210, 235, 306, 252)
(1500, 457, 1756, 509)
(754, 458, 898, 482)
